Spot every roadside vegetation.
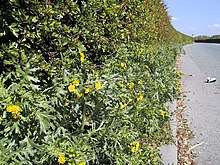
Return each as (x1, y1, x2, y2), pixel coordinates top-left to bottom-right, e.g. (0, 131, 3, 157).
(194, 35, 220, 43)
(0, 0, 192, 164)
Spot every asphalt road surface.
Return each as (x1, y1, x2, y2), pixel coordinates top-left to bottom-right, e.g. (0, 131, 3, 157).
(181, 43, 220, 165)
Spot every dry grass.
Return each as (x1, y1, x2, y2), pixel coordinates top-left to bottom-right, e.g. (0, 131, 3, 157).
(176, 91, 196, 165)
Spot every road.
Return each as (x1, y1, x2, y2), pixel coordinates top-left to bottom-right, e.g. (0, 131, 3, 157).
(180, 43, 220, 165)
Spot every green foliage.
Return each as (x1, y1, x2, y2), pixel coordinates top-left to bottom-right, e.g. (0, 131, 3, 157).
(0, 45, 180, 164)
(211, 35, 220, 39)
(194, 35, 220, 43)
(194, 35, 210, 40)
(0, 0, 189, 164)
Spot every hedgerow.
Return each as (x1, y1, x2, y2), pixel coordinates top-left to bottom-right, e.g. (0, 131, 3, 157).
(0, 0, 191, 164)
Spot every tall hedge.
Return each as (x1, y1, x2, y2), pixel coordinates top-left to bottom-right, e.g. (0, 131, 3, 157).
(0, 0, 190, 76)
(0, 0, 191, 164)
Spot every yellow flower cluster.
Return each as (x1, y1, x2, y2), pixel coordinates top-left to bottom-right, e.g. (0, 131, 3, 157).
(136, 93, 143, 101)
(129, 141, 140, 153)
(95, 81, 101, 90)
(73, 79, 80, 86)
(118, 82, 135, 89)
(160, 110, 166, 118)
(76, 93, 83, 99)
(78, 162, 86, 165)
(119, 83, 125, 88)
(58, 154, 66, 164)
(176, 83, 182, 91)
(68, 79, 102, 98)
(84, 87, 91, 94)
(137, 80, 143, 85)
(120, 62, 127, 70)
(127, 82, 134, 89)
(119, 102, 127, 109)
(79, 52, 85, 62)
(68, 84, 77, 93)
(6, 105, 22, 119)
(176, 71, 182, 78)
(68, 79, 83, 99)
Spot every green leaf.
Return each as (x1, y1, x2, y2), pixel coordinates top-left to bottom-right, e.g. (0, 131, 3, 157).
(0, 31, 6, 37)
(8, 23, 20, 38)
(27, 76, 40, 83)
(32, 16, 38, 23)
(35, 111, 50, 133)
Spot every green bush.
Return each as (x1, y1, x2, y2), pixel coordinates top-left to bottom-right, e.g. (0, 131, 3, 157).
(0, 0, 190, 164)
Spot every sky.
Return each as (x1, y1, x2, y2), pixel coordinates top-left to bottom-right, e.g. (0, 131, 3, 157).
(164, 0, 220, 37)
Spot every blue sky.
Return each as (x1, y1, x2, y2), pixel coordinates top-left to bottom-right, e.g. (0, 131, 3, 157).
(165, 0, 220, 36)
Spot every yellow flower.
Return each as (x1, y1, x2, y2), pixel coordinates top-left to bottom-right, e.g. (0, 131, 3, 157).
(127, 82, 134, 89)
(95, 81, 101, 90)
(80, 52, 85, 62)
(58, 155, 66, 164)
(6, 105, 13, 112)
(131, 146, 136, 153)
(120, 62, 127, 70)
(68, 85, 78, 94)
(137, 80, 143, 85)
(119, 83, 125, 88)
(6, 105, 22, 119)
(135, 141, 140, 149)
(176, 71, 182, 78)
(130, 141, 139, 153)
(78, 162, 86, 165)
(73, 89, 78, 94)
(77, 93, 83, 99)
(84, 87, 91, 94)
(12, 111, 21, 119)
(136, 93, 143, 101)
(145, 65, 150, 70)
(119, 102, 127, 109)
(176, 84, 182, 90)
(160, 110, 166, 118)
(11, 105, 20, 113)
(73, 79, 80, 86)
(68, 84, 76, 92)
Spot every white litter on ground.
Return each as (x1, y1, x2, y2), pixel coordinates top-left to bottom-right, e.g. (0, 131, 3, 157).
(205, 77, 216, 83)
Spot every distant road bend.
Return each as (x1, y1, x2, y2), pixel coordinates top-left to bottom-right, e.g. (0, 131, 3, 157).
(181, 43, 220, 165)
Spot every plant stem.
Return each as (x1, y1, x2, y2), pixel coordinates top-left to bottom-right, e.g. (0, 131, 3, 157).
(81, 99, 86, 131)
